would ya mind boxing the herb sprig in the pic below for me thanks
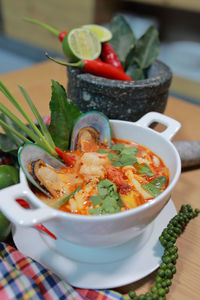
[89,179,123,215]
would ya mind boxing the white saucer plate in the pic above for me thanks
[12,199,176,289]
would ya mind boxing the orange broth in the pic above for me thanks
[34,138,170,215]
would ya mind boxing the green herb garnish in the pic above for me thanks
[135,163,154,176]
[89,179,123,215]
[151,176,168,189]
[142,176,167,197]
[109,144,138,167]
[54,184,82,208]
[142,183,161,197]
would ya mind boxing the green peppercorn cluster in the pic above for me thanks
[128,204,200,300]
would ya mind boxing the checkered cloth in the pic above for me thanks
[0,243,125,300]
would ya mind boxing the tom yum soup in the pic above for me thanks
[26,137,169,216]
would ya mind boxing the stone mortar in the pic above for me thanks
[67,60,172,122]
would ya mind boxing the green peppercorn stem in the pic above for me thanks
[128,204,199,299]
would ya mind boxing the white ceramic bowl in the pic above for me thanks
[0,112,181,248]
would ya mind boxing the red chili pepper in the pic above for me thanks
[59,30,67,42]
[101,42,125,73]
[46,54,133,81]
[16,198,57,240]
[55,147,76,167]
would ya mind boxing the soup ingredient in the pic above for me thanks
[101,42,125,72]
[70,111,111,151]
[62,28,101,62]
[89,179,123,215]
[142,176,168,197]
[46,54,133,81]
[55,147,76,167]
[128,204,200,299]
[15,198,56,240]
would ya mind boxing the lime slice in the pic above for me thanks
[82,24,112,42]
[62,28,101,62]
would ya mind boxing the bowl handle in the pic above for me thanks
[0,183,57,226]
[136,112,181,140]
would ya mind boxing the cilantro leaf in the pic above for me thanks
[111,143,125,152]
[120,154,137,166]
[121,147,138,156]
[98,179,116,197]
[90,179,123,215]
[108,152,119,160]
[90,195,102,205]
[89,207,102,215]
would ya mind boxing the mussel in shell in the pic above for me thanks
[18,143,68,198]
[70,111,111,151]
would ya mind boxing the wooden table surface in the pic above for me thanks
[0,61,200,299]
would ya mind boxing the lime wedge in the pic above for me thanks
[62,28,101,62]
[82,24,112,42]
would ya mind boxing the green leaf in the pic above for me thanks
[90,195,102,205]
[98,179,116,197]
[119,154,137,166]
[111,143,125,152]
[126,62,146,81]
[89,207,102,215]
[107,152,119,161]
[55,184,82,208]
[0,114,24,148]
[49,80,82,150]
[108,15,137,66]
[151,176,167,189]
[121,147,138,156]
[136,163,154,176]
[0,133,19,152]
[142,183,161,197]
[132,25,160,69]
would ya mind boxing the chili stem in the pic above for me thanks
[23,17,60,36]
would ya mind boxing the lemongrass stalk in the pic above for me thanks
[0,81,53,149]
[0,102,43,145]
[19,85,56,149]
[0,81,57,156]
